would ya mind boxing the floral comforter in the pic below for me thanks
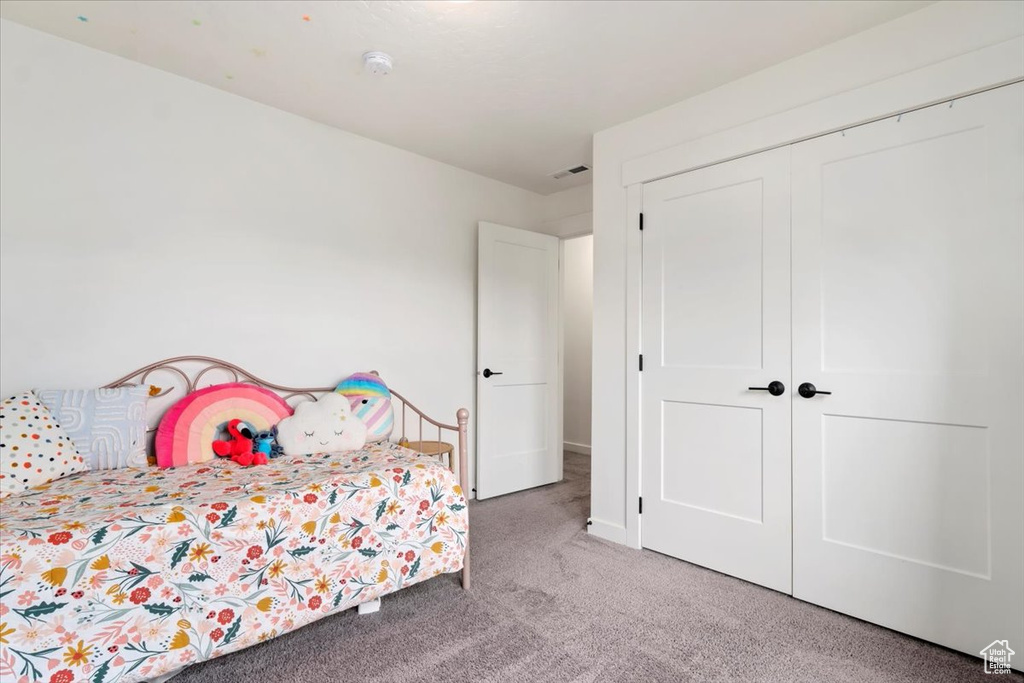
[0,443,468,683]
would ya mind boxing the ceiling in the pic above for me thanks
[0,0,931,194]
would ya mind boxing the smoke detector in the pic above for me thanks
[362,51,393,76]
[549,164,591,180]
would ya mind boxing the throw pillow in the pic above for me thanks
[336,372,394,442]
[154,383,293,468]
[36,385,150,470]
[276,392,368,456]
[0,392,88,498]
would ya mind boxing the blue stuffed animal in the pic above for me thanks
[253,428,284,459]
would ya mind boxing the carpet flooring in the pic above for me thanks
[175,452,1017,683]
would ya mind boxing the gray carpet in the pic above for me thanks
[175,452,1018,683]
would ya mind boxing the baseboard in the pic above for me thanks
[563,441,591,456]
[587,518,627,545]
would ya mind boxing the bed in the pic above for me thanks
[0,357,470,683]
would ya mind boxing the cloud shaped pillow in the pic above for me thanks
[275,393,367,456]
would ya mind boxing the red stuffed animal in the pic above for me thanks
[212,419,267,466]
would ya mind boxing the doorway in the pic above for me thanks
[562,235,593,459]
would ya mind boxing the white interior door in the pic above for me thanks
[477,221,561,500]
[792,83,1024,660]
[641,147,793,593]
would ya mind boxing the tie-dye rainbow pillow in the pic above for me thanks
[336,373,394,443]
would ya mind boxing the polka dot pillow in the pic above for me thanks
[0,391,88,498]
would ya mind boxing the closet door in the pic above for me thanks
[641,147,792,593]
[792,83,1024,659]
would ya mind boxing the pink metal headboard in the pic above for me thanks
[104,355,471,588]
[104,355,463,436]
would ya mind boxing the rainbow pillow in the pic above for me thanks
[336,373,394,443]
[336,373,390,399]
[155,383,292,468]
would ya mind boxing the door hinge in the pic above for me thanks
[639,354,643,372]
[639,212,644,231]
[639,497,643,514]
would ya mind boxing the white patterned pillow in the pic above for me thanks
[0,392,88,498]
[36,386,150,470]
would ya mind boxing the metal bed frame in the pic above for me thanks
[104,355,471,589]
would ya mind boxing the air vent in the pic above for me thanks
[549,164,591,180]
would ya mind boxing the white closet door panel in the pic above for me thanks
[642,147,792,593]
[792,83,1024,660]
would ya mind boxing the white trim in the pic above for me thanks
[588,518,628,545]
[622,37,1024,187]
[620,37,1024,553]
[624,184,643,550]
[557,239,565,482]
[563,441,591,456]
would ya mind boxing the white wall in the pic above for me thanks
[0,20,551,493]
[590,0,1024,544]
[562,235,593,455]
[539,183,592,238]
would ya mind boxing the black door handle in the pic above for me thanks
[748,381,785,396]
[482,368,503,378]
[798,382,831,398]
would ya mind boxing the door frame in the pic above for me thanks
[609,38,1024,551]
[559,231,595,459]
